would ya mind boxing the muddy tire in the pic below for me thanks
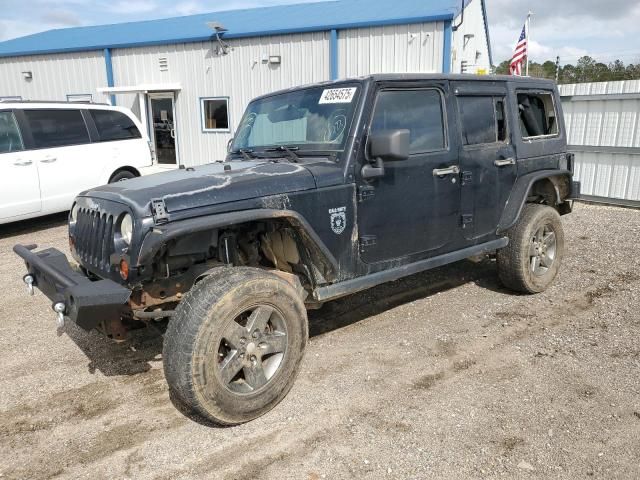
[497,204,565,294]
[163,267,308,426]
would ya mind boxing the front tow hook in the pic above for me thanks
[23,274,35,296]
[52,302,66,329]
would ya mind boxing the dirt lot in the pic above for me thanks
[0,203,639,480]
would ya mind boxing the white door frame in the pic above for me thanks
[147,91,180,166]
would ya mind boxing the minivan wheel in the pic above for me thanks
[109,170,136,183]
[163,267,308,426]
[497,204,565,294]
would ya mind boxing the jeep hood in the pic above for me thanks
[81,160,316,215]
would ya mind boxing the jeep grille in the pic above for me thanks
[74,208,115,271]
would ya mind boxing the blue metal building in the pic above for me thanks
[0,0,491,165]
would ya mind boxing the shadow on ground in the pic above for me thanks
[64,257,505,379]
[0,212,68,240]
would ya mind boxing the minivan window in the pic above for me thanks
[0,111,24,153]
[90,110,142,142]
[371,89,445,154]
[459,96,508,145]
[24,109,90,148]
[517,92,559,138]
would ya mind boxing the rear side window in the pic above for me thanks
[0,111,24,153]
[517,92,559,138]
[459,96,508,145]
[371,89,446,154]
[90,110,142,141]
[23,109,90,148]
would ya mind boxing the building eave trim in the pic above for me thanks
[0,13,455,58]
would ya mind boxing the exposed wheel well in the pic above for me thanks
[527,175,571,209]
[109,166,141,182]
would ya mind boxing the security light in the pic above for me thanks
[206,21,230,56]
[22,71,32,80]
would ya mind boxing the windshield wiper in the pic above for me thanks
[264,145,300,163]
[231,148,256,161]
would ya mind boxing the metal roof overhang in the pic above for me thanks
[96,83,182,94]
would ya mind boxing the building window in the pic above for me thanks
[201,97,229,132]
[67,94,93,103]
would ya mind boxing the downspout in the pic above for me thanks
[330,29,339,81]
[442,20,452,74]
[103,48,116,105]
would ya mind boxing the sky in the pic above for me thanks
[0,0,639,66]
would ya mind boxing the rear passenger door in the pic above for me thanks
[455,86,516,240]
[20,109,99,212]
[0,110,41,219]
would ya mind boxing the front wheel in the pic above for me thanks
[497,204,565,293]
[163,268,308,425]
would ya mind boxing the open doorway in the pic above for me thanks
[148,92,178,165]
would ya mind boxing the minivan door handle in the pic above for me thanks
[13,160,32,166]
[40,157,57,163]
[494,158,516,167]
[433,165,460,177]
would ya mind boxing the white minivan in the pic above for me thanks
[0,101,164,225]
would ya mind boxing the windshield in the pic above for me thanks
[231,84,361,153]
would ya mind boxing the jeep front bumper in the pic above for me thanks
[13,244,131,331]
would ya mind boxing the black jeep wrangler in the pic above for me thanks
[15,74,580,425]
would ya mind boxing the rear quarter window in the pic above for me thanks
[90,110,142,142]
[517,91,559,139]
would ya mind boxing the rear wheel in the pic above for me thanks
[109,170,136,183]
[163,268,308,425]
[497,204,565,293]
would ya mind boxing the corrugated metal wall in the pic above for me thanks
[560,81,640,205]
[338,22,445,77]
[112,32,329,166]
[0,51,108,102]
[451,0,490,74]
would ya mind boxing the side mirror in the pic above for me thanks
[226,138,234,153]
[369,129,410,162]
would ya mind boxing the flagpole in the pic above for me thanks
[526,11,533,76]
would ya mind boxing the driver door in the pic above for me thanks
[356,83,461,264]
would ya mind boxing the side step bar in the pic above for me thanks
[313,237,509,303]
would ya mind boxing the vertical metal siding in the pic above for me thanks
[561,81,640,204]
[0,51,107,101]
[338,22,445,78]
[450,0,491,74]
[112,32,329,166]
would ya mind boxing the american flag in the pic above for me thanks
[510,24,528,76]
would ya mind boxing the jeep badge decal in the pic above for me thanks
[329,207,347,235]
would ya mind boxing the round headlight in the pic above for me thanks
[70,203,79,223]
[120,214,133,245]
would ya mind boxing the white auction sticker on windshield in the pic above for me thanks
[319,87,357,104]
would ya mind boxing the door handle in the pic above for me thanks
[40,157,57,163]
[494,158,516,167]
[170,129,176,139]
[13,160,32,166]
[433,165,460,177]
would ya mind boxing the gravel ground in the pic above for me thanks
[0,203,639,480]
